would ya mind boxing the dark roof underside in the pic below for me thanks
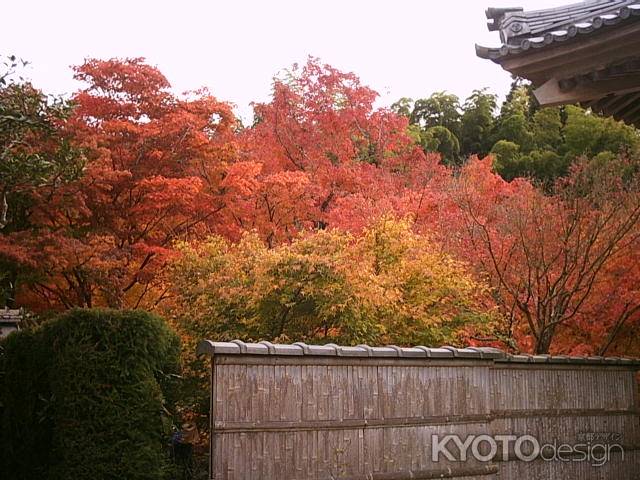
[582,90,640,124]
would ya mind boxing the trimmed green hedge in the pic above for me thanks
[0,309,181,480]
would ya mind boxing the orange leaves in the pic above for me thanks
[221,161,262,195]
[235,57,448,240]
[73,58,172,121]
[133,176,203,210]
[450,156,640,354]
[6,56,639,359]
[4,58,242,310]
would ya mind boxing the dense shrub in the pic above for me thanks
[0,330,53,478]
[0,309,181,480]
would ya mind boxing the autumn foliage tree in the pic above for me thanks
[1,58,238,309]
[227,58,445,242]
[2,56,640,359]
[452,156,640,354]
[168,217,494,347]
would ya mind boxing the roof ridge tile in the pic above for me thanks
[477,0,640,60]
[196,340,640,367]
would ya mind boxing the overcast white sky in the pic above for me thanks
[2,0,564,122]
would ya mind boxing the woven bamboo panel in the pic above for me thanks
[199,342,640,479]
[491,365,640,477]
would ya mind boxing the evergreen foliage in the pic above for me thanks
[0,309,180,480]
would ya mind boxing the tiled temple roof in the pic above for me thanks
[476,0,640,60]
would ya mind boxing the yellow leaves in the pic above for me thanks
[167,216,494,347]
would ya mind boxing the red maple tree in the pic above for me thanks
[228,58,445,243]
[451,156,640,354]
[3,58,238,308]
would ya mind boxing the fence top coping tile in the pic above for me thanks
[196,340,640,367]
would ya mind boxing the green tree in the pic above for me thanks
[490,83,639,185]
[493,84,534,151]
[390,97,413,118]
[421,125,461,166]
[0,309,180,480]
[499,82,532,118]
[410,92,461,138]
[493,112,533,151]
[518,150,568,186]
[460,89,497,157]
[0,57,82,231]
[563,105,639,158]
[490,140,521,180]
[532,107,563,151]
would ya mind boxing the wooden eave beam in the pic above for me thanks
[533,74,640,106]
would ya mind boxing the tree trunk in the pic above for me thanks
[534,325,556,354]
